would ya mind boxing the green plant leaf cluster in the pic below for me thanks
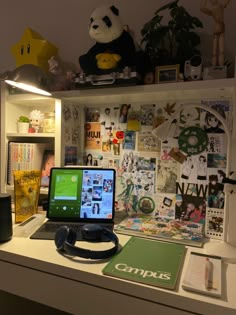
[141,0,203,70]
[18,115,30,123]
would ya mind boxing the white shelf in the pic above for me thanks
[6,93,55,106]
[7,133,55,138]
[53,78,235,104]
[0,82,61,194]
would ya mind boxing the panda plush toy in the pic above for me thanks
[79,5,136,75]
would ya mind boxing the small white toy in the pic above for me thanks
[29,110,44,133]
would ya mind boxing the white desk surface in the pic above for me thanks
[0,227,236,315]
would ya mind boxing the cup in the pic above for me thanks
[0,194,13,242]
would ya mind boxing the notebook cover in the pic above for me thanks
[103,237,186,290]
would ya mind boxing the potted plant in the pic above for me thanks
[17,115,30,133]
[140,0,203,72]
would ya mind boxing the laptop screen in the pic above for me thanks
[47,167,116,222]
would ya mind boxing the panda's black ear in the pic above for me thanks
[110,5,119,16]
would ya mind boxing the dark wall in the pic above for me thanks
[0,290,72,315]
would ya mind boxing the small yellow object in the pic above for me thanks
[11,27,58,72]
[96,53,121,70]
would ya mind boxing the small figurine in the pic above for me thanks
[48,56,75,91]
[48,56,62,75]
[29,110,44,133]
[200,0,231,66]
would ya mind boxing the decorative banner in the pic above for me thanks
[85,122,101,150]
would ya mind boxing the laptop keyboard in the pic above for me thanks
[42,222,84,233]
[30,221,114,241]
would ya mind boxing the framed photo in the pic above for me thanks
[155,64,179,84]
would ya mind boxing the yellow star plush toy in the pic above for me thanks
[11,27,58,72]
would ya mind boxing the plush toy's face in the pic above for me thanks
[89,5,123,43]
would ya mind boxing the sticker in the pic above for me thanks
[205,208,224,240]
[138,196,155,214]
[115,131,124,140]
[178,126,208,155]
[163,197,172,207]
[168,148,186,163]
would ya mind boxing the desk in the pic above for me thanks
[0,234,236,315]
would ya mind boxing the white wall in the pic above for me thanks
[0,0,235,72]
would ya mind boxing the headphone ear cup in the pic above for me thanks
[55,226,76,251]
[66,227,77,246]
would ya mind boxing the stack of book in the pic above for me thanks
[7,142,53,185]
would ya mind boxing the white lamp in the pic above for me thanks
[152,103,236,248]
[3,64,51,96]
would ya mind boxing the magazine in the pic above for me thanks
[115,215,204,247]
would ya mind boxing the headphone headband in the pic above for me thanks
[55,224,119,259]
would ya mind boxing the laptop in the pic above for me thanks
[30,167,116,241]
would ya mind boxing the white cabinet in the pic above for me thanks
[0,83,62,194]
[1,78,236,314]
[1,78,236,245]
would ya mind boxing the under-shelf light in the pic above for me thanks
[3,64,52,96]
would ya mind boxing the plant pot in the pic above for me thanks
[17,122,29,133]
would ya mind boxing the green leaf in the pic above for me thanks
[18,116,30,122]
[140,0,203,68]
[192,17,204,28]
[155,0,178,15]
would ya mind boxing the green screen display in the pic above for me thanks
[48,168,115,220]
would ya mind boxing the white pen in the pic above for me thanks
[205,258,213,289]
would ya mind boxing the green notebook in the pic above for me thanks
[103,237,186,290]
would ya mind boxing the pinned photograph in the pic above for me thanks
[155,64,179,84]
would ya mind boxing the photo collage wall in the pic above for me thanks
[62,98,231,240]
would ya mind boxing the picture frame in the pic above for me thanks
[155,64,179,84]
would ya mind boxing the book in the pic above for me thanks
[7,142,49,185]
[14,170,41,223]
[114,215,204,247]
[182,252,222,297]
[64,146,78,165]
[102,237,186,290]
[41,149,55,187]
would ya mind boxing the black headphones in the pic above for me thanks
[54,224,119,259]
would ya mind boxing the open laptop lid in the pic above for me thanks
[47,167,116,223]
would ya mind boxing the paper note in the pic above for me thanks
[182,252,222,297]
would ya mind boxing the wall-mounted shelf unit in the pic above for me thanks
[1,78,236,245]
